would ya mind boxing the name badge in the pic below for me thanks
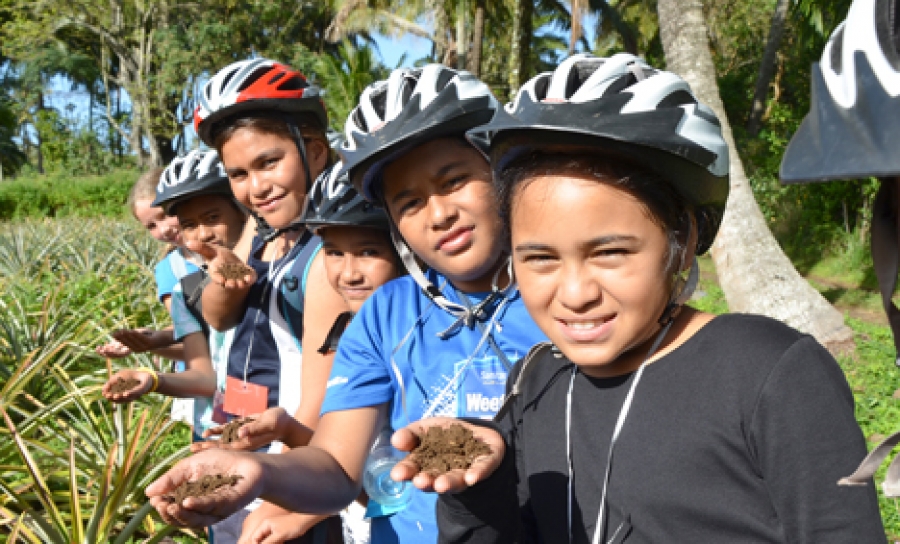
[223,376,268,417]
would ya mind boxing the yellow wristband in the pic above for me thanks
[138,367,160,393]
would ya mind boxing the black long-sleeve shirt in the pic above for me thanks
[438,314,886,543]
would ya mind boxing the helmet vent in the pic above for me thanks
[533,74,550,100]
[268,72,286,85]
[830,25,845,75]
[876,0,900,71]
[370,87,389,120]
[238,67,271,92]
[604,73,639,96]
[656,90,697,109]
[435,68,455,91]
[278,75,309,91]
[568,62,602,98]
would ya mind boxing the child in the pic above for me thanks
[203,163,401,544]
[145,64,547,543]
[393,53,885,543]
[102,150,246,442]
[187,58,349,543]
[96,167,197,361]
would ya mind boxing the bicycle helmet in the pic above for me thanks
[194,58,327,147]
[340,63,500,201]
[781,0,900,183]
[481,52,730,254]
[152,150,233,215]
[302,162,390,232]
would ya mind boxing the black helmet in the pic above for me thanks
[302,163,389,232]
[340,64,500,201]
[479,53,730,254]
[153,150,233,215]
[781,0,900,183]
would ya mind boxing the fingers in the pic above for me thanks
[113,329,155,353]
[186,240,219,261]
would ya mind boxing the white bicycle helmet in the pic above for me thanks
[481,52,730,254]
[340,64,500,201]
[781,0,900,182]
[153,150,233,215]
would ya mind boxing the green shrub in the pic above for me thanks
[0,169,140,220]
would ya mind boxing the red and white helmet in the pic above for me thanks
[194,58,327,146]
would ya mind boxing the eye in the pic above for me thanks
[325,249,343,257]
[360,248,381,257]
[442,175,467,191]
[263,157,279,168]
[397,198,422,216]
[593,247,628,258]
[228,170,247,182]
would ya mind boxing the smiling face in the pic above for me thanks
[511,173,676,377]
[320,226,401,313]
[220,127,328,230]
[381,138,505,293]
[133,199,183,246]
[175,194,247,251]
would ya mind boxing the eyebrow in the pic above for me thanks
[515,234,639,253]
[388,160,469,207]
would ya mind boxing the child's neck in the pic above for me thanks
[448,255,510,294]
[260,228,304,262]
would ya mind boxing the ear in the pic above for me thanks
[306,138,330,177]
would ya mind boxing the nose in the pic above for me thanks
[427,193,458,230]
[162,222,178,240]
[557,262,602,312]
[341,255,363,284]
[198,224,215,243]
[248,171,272,199]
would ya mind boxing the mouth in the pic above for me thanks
[435,226,474,254]
[555,315,617,343]
[254,194,285,213]
[340,286,372,299]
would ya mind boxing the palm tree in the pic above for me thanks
[657,0,854,351]
[315,41,390,131]
[0,98,26,180]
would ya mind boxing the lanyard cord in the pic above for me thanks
[240,241,303,384]
[565,258,699,544]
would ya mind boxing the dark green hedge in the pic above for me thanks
[0,169,139,220]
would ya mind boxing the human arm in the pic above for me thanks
[146,404,387,527]
[100,327,184,361]
[753,337,884,542]
[238,503,330,544]
[192,238,256,331]
[191,406,314,453]
[294,251,350,431]
[102,332,216,402]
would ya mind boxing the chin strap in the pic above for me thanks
[388,222,516,337]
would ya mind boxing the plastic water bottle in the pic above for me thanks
[363,430,412,509]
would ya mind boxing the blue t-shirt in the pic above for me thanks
[154,249,200,302]
[322,269,547,544]
[225,233,320,441]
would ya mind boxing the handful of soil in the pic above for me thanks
[108,377,141,395]
[217,262,253,281]
[409,424,492,475]
[219,417,251,444]
[165,474,243,505]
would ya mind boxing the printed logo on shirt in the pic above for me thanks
[419,356,508,419]
[327,376,349,388]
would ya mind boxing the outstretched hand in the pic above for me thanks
[390,417,505,494]
[101,369,155,403]
[146,449,265,528]
[188,240,256,290]
[111,328,173,353]
[192,407,298,453]
[96,339,132,359]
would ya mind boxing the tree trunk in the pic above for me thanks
[656,0,854,352]
[470,0,485,76]
[456,0,468,70]
[747,0,790,136]
[508,0,533,99]
[570,0,583,55]
[35,92,44,174]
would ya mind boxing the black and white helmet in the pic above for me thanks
[153,150,233,215]
[302,162,390,232]
[340,64,500,201]
[482,52,730,254]
[781,0,900,182]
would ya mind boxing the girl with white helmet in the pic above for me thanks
[146,64,547,544]
[390,53,885,543]
[185,58,348,544]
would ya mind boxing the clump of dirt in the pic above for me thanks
[217,262,253,281]
[219,417,251,444]
[108,377,141,394]
[165,474,243,504]
[409,424,492,475]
